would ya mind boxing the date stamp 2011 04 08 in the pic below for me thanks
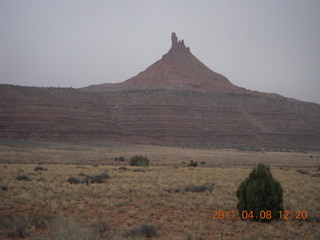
[212,210,308,220]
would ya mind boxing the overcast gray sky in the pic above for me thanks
[0,0,319,104]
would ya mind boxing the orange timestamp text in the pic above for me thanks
[212,210,308,220]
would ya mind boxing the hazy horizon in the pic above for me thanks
[0,0,319,104]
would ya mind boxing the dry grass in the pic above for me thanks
[0,142,319,239]
[0,141,319,168]
[0,165,319,239]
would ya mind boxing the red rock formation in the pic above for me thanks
[83,33,244,93]
[1,33,320,149]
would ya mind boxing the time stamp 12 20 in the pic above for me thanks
[212,210,308,220]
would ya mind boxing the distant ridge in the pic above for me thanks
[1,33,320,150]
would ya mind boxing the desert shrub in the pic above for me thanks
[126,224,157,238]
[2,215,54,239]
[17,169,25,176]
[46,216,100,240]
[115,156,125,162]
[34,166,48,171]
[200,161,206,165]
[187,160,198,167]
[87,220,110,237]
[16,175,31,181]
[103,232,129,240]
[5,216,109,240]
[7,216,31,238]
[185,183,214,193]
[97,172,109,179]
[67,177,81,184]
[69,173,109,184]
[236,163,284,222]
[118,166,128,171]
[129,155,149,166]
[0,185,8,191]
[86,173,109,184]
[133,168,145,172]
[89,176,104,184]
[166,188,181,193]
[88,219,109,235]
[296,169,309,175]
[30,215,52,229]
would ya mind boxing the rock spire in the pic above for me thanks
[84,32,240,92]
[170,32,190,52]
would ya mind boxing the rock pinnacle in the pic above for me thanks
[170,32,190,52]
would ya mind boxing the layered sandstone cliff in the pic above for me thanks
[1,33,319,149]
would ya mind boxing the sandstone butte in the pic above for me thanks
[0,33,319,150]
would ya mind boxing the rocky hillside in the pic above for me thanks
[1,33,320,149]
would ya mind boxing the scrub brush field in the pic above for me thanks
[0,142,319,239]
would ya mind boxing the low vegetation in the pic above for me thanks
[6,216,31,238]
[67,172,110,184]
[126,224,157,238]
[236,163,284,222]
[129,155,149,166]
[133,168,145,173]
[114,156,125,162]
[185,183,215,193]
[67,176,81,184]
[0,185,8,191]
[118,166,128,171]
[34,166,48,171]
[187,160,198,167]
[15,175,31,181]
[296,169,309,175]
[0,145,319,239]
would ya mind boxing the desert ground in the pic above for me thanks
[0,141,319,239]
